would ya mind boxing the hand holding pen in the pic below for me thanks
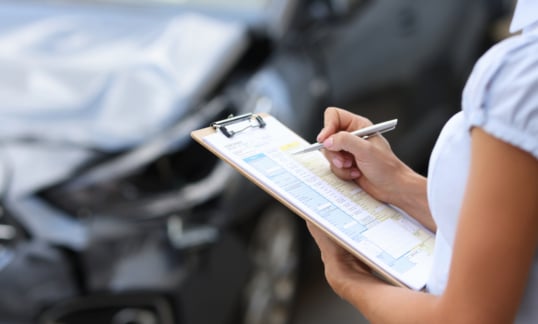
[306,108,411,206]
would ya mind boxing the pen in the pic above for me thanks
[292,119,398,155]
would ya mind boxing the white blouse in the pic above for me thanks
[425,3,538,322]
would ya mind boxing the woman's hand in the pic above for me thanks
[317,107,436,231]
[317,107,411,205]
[305,221,381,299]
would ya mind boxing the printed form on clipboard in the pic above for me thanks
[191,113,435,291]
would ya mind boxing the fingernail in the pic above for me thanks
[350,170,361,178]
[323,137,333,148]
[332,158,343,169]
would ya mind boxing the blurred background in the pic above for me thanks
[0,0,514,323]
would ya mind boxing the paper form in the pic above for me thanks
[202,116,435,290]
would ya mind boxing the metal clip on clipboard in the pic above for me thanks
[210,113,266,138]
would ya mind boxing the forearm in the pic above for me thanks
[388,164,436,232]
[336,274,440,324]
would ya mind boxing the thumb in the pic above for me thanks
[323,131,370,159]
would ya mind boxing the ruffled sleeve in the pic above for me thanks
[462,34,538,159]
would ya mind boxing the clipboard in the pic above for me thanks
[191,113,435,290]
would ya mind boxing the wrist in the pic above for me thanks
[388,164,435,231]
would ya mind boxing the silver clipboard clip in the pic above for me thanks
[211,113,266,138]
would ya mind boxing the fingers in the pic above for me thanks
[306,221,374,276]
[330,165,362,181]
[322,149,361,180]
[323,148,353,168]
[316,107,373,181]
[323,131,372,162]
[316,107,339,142]
[317,107,372,142]
[306,221,345,260]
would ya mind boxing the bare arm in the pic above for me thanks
[309,127,538,323]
